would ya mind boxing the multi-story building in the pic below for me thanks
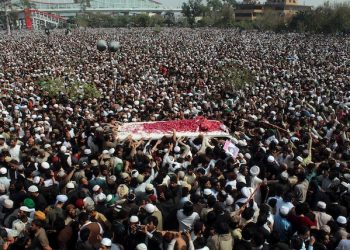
[235,0,311,21]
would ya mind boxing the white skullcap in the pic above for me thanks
[0,194,8,202]
[7,229,19,238]
[41,162,50,169]
[109,148,115,155]
[129,215,139,223]
[267,156,275,163]
[336,216,347,225]
[33,176,41,184]
[225,195,234,206]
[101,238,112,247]
[96,193,106,202]
[203,189,212,196]
[106,194,114,202]
[44,144,51,149]
[145,203,155,214]
[280,206,290,216]
[0,167,7,175]
[244,153,251,160]
[66,182,75,189]
[145,183,154,192]
[56,194,68,203]
[28,185,39,193]
[3,199,13,209]
[92,185,100,192]
[250,166,260,176]
[84,149,91,155]
[60,146,67,153]
[174,146,181,153]
[236,175,246,184]
[131,170,139,178]
[291,137,299,142]
[317,201,327,210]
[337,216,347,225]
[20,206,32,212]
[83,197,94,207]
[280,171,289,180]
[102,150,109,155]
[136,243,147,250]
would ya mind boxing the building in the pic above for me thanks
[11,0,181,29]
[235,0,311,21]
[235,1,264,21]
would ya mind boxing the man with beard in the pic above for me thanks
[30,219,52,250]
[12,206,33,236]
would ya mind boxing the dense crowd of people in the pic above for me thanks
[0,28,349,250]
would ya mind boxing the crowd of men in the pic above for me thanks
[0,28,349,250]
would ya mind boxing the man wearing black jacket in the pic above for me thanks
[141,216,163,250]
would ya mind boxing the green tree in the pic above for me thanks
[164,11,175,26]
[150,14,164,27]
[133,13,151,27]
[181,0,204,26]
[223,0,237,7]
[288,3,350,33]
[255,9,285,31]
[207,0,223,12]
[39,78,100,101]
[216,3,235,27]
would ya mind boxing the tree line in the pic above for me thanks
[180,0,350,33]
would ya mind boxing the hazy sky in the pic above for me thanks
[158,0,345,8]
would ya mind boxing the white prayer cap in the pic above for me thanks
[3,199,13,209]
[317,201,326,210]
[267,156,275,163]
[66,182,75,189]
[129,215,139,223]
[41,162,50,169]
[336,216,347,225]
[204,189,212,196]
[145,203,155,214]
[225,195,234,206]
[249,166,260,176]
[0,167,7,175]
[101,238,112,247]
[92,185,100,192]
[56,194,68,203]
[28,185,39,193]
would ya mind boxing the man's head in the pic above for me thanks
[27,185,39,197]
[9,138,17,148]
[30,219,43,233]
[145,216,158,232]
